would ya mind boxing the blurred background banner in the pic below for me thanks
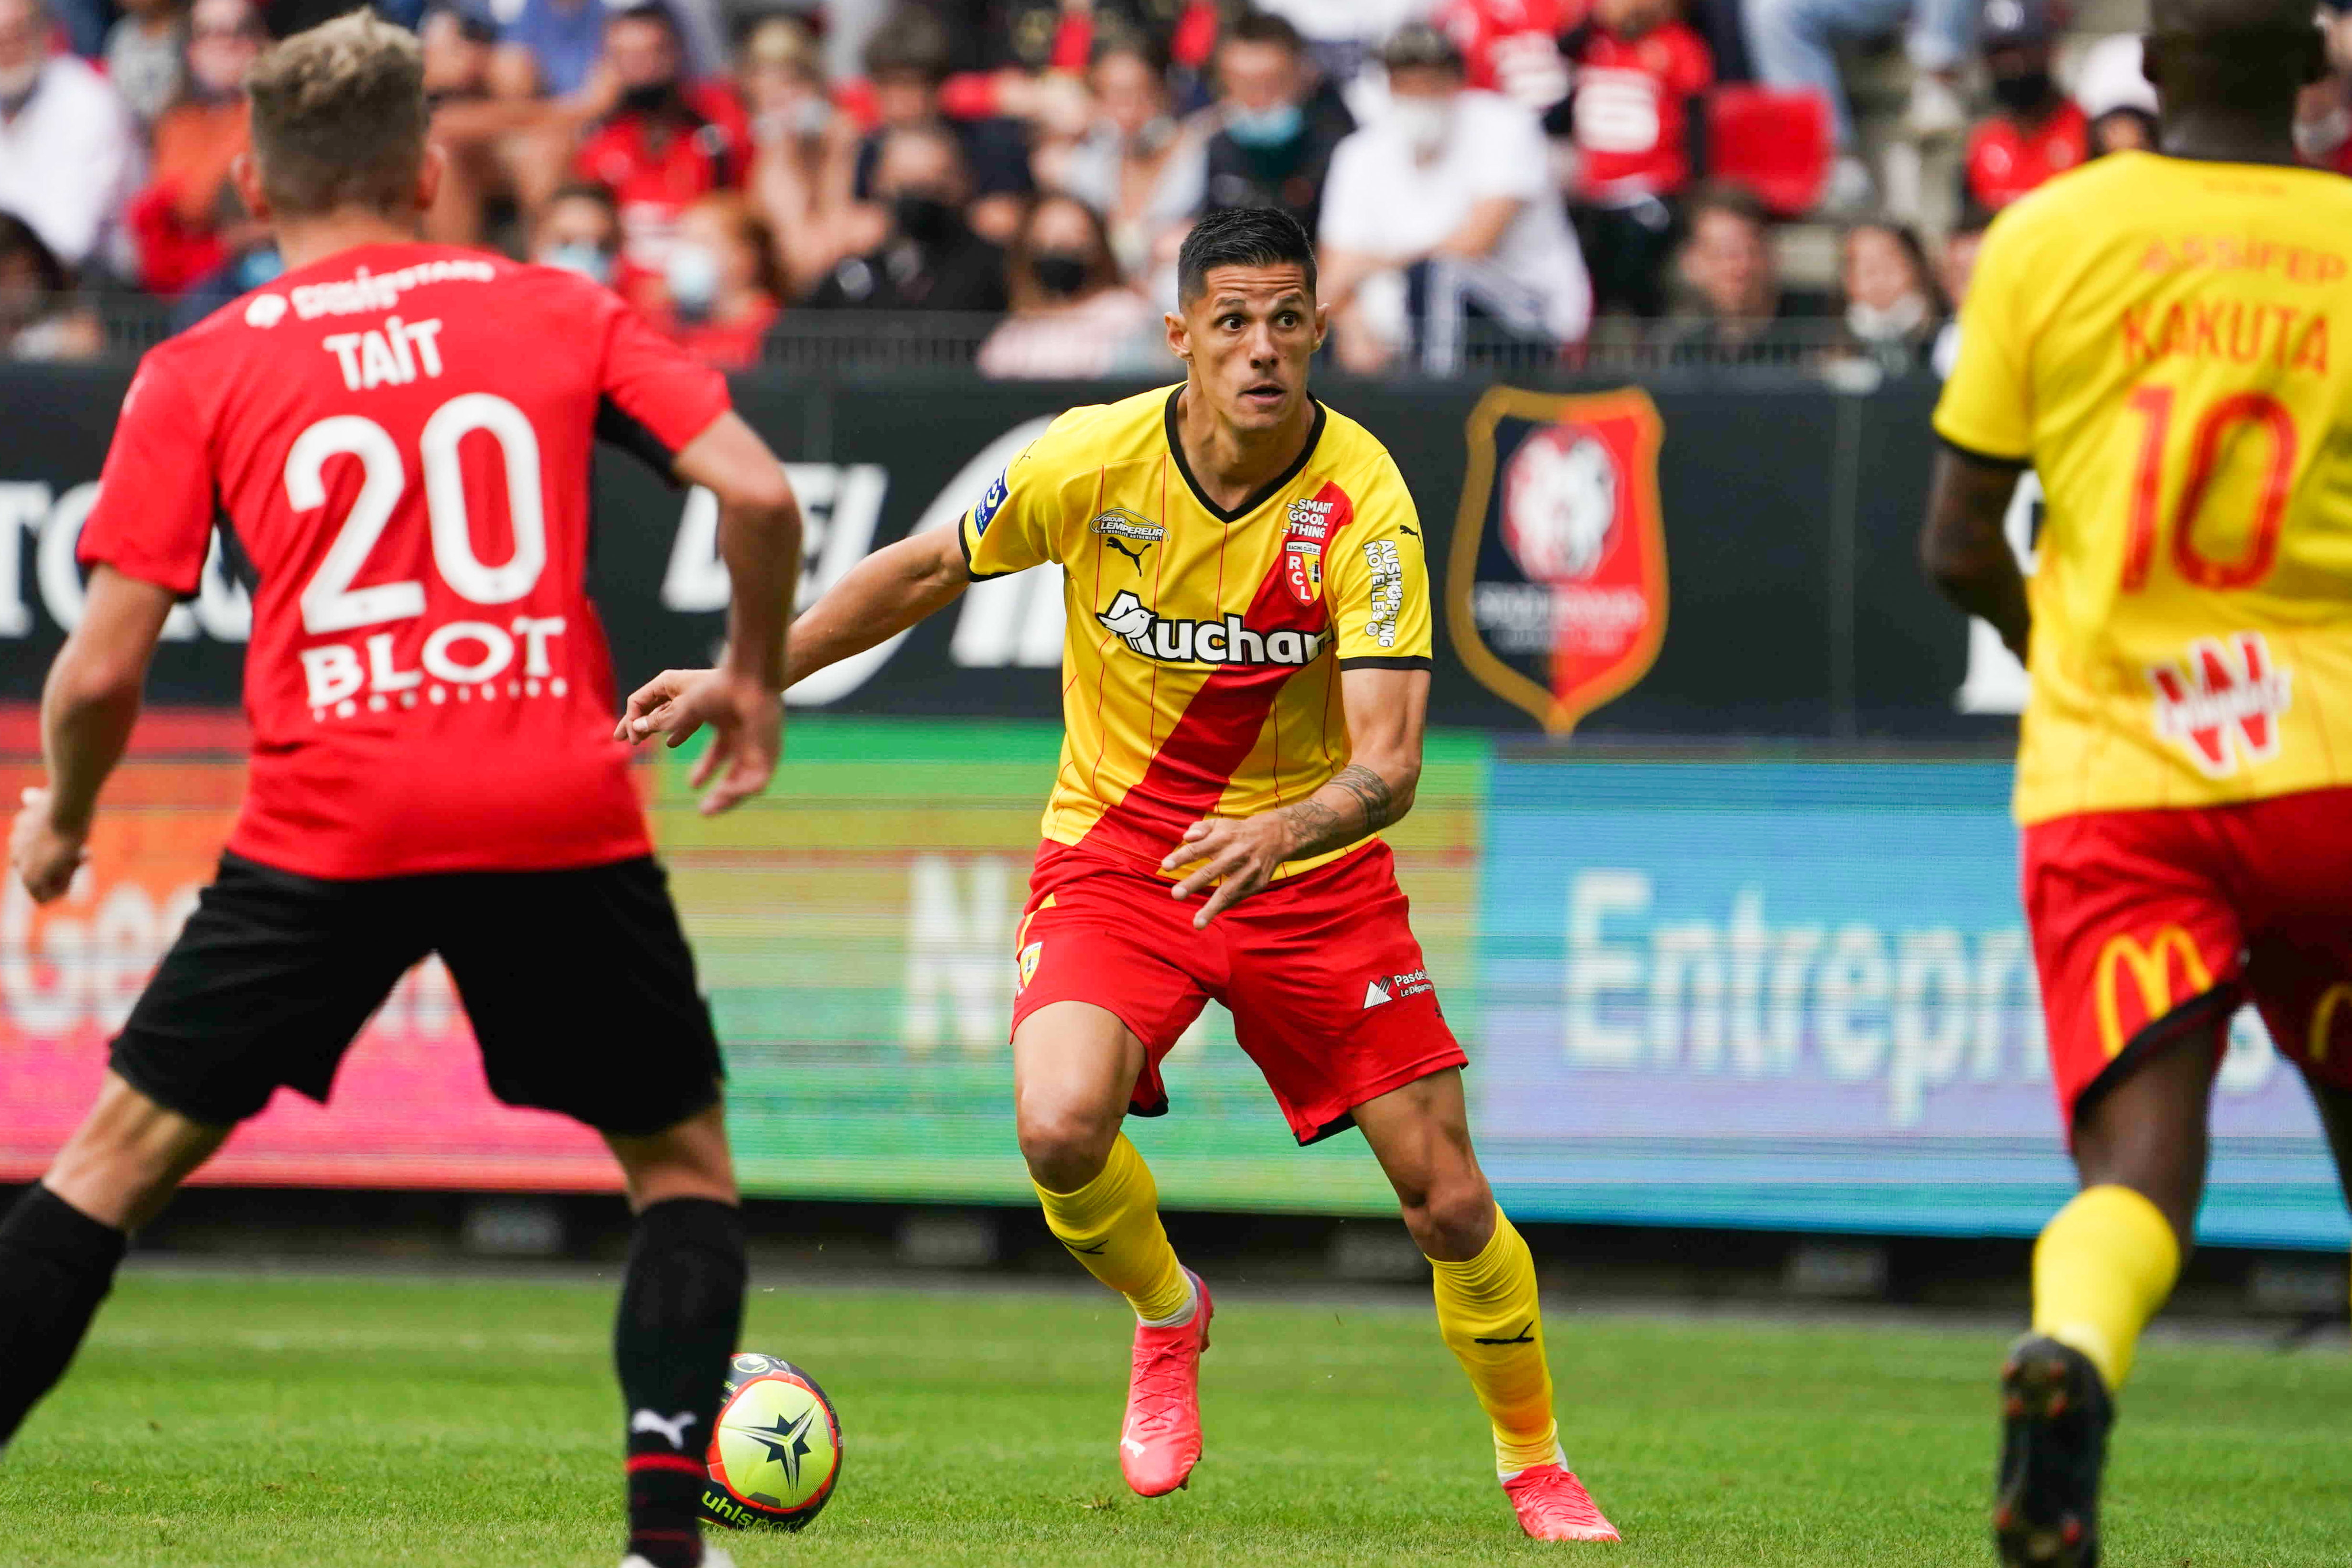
[2,728,2343,1247]
[0,742,620,1190]
[1473,757,2348,1249]
[0,366,1999,739]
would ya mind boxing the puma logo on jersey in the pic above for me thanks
[1093,509,1162,575]
[1095,591,1328,667]
[630,1408,699,1449]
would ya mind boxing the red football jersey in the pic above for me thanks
[1439,0,1582,108]
[79,242,731,881]
[1565,22,1714,202]
[574,85,752,271]
[1964,100,2088,212]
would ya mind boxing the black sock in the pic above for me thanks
[617,1196,745,1568]
[0,1184,129,1452]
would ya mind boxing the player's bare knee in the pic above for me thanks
[1016,1108,1116,1193]
[1400,1172,1496,1261]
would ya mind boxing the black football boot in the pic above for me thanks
[1993,1333,2115,1568]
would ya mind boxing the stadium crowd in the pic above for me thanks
[2,0,2350,375]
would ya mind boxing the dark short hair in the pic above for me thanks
[0,212,68,294]
[1178,204,1316,303]
[607,1,681,42]
[1685,180,1770,234]
[1381,21,1464,74]
[1223,9,1305,56]
[547,180,619,218]
[863,2,952,81]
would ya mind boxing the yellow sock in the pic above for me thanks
[1429,1206,1558,1476]
[1032,1134,1192,1323]
[2031,1183,2181,1391]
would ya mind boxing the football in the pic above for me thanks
[699,1353,844,1532]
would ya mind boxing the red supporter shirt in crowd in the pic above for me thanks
[77,242,732,881]
[1565,21,1713,203]
[1964,100,2087,212]
[1440,0,1582,108]
[573,84,752,269]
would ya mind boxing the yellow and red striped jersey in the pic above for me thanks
[959,385,1433,878]
[1934,152,2352,824]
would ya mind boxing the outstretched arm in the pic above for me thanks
[1920,445,2031,662]
[635,412,805,817]
[1161,664,1429,928]
[12,566,177,902]
[617,526,969,747]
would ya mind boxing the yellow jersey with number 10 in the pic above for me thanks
[958,385,1434,879]
[1934,150,2352,825]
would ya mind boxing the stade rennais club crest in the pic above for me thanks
[1447,387,1668,734]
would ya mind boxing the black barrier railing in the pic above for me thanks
[19,292,1900,380]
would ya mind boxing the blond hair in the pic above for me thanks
[247,11,428,220]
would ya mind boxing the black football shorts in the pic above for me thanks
[110,851,724,1136]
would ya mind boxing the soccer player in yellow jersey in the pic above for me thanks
[1925,1,2350,1561]
[621,208,1617,1542]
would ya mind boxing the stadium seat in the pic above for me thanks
[1706,86,1834,217]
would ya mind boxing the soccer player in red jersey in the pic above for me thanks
[0,19,800,1568]
[623,207,1621,1544]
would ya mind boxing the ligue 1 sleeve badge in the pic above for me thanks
[1447,387,1668,734]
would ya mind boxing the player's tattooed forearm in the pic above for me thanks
[1279,797,1349,858]
[1328,764,1395,831]
[1280,765,1396,859]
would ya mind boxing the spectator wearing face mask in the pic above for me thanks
[1552,0,1713,320]
[1832,218,1944,377]
[657,192,784,368]
[1961,0,2087,215]
[1660,181,1821,362]
[1319,22,1591,375]
[127,0,270,297]
[978,193,1158,379]
[851,6,1035,247]
[104,0,187,128]
[573,2,752,274]
[739,13,865,296]
[0,0,138,275]
[810,123,1010,313]
[1199,9,1354,239]
[1056,35,1198,290]
[529,180,660,304]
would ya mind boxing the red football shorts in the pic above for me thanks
[1009,839,1467,1144]
[2023,784,2352,1132]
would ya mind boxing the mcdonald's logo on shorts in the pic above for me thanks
[2094,926,2214,1058]
[2308,983,2352,1064]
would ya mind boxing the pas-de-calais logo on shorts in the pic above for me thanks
[1017,941,1044,991]
[1451,386,1667,735]
[1361,968,1434,1009]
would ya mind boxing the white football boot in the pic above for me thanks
[619,1550,735,1568]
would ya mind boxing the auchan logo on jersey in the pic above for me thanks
[1094,590,1327,667]
[2148,631,2291,777]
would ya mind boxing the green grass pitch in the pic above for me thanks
[4,1271,2350,1566]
